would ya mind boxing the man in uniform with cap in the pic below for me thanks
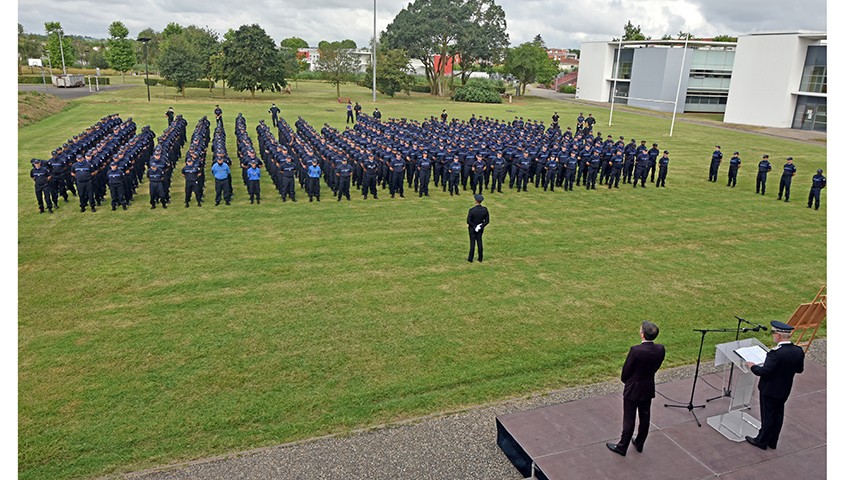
[165,107,175,126]
[106,162,128,210]
[607,321,665,457]
[655,151,669,188]
[727,151,741,188]
[30,159,53,214]
[745,321,804,450]
[269,103,280,127]
[756,155,773,195]
[182,157,203,207]
[808,169,826,210]
[307,158,322,202]
[147,163,167,209]
[466,194,490,263]
[212,155,233,205]
[71,154,97,212]
[246,159,262,204]
[778,157,796,202]
[709,145,723,182]
[336,157,353,201]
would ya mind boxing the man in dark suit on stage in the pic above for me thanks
[744,320,805,450]
[607,321,666,456]
[466,194,490,263]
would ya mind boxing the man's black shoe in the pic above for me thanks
[632,438,643,453]
[467,258,473,263]
[745,436,767,450]
[123,205,128,210]
[91,206,96,212]
[606,443,626,456]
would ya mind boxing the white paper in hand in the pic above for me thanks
[475,224,482,232]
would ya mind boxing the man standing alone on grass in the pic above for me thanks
[607,321,665,457]
[466,194,489,263]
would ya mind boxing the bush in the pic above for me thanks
[18,75,110,85]
[409,84,431,93]
[558,85,576,94]
[452,84,502,103]
[295,70,325,81]
[465,78,506,94]
[144,78,212,89]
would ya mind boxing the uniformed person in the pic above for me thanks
[490,151,506,193]
[353,102,362,121]
[756,154,772,195]
[336,157,353,201]
[346,101,354,124]
[466,194,490,263]
[389,155,405,198]
[165,107,174,126]
[471,154,486,194]
[147,163,167,208]
[448,156,462,196]
[633,148,649,188]
[807,169,826,210]
[564,153,578,191]
[307,158,322,202]
[727,151,741,187]
[516,151,531,192]
[778,157,796,202]
[372,108,382,121]
[246,159,261,204]
[71,154,97,212]
[655,151,669,188]
[608,149,623,189]
[647,143,659,182]
[709,145,723,182]
[269,103,280,127]
[417,152,432,197]
[214,104,223,126]
[30,159,53,213]
[212,155,233,205]
[182,157,203,207]
[106,162,128,210]
[362,155,379,199]
[279,156,297,202]
[544,155,559,191]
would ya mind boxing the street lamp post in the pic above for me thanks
[372,0,377,103]
[57,28,67,76]
[138,37,151,102]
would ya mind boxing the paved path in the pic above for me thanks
[526,86,827,146]
[120,340,825,480]
[18,83,137,100]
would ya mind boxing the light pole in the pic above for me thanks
[57,28,67,76]
[138,37,151,102]
[372,0,377,103]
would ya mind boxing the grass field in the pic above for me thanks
[18,79,826,480]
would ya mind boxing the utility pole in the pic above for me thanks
[138,37,151,102]
[57,28,67,76]
[373,0,377,103]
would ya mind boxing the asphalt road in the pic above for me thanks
[18,82,137,100]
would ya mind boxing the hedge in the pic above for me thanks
[144,78,213,89]
[19,76,110,85]
[452,84,502,104]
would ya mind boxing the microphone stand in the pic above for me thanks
[664,327,745,426]
[707,316,764,403]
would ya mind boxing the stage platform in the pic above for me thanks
[497,360,826,480]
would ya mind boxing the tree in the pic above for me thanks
[18,24,42,74]
[278,45,302,88]
[613,21,649,41]
[454,0,509,86]
[221,24,286,97]
[105,21,136,83]
[532,34,545,48]
[317,41,361,97]
[158,27,203,95]
[44,22,77,73]
[183,26,220,91]
[382,0,508,97]
[503,42,558,96]
[713,35,737,43]
[280,37,308,50]
[364,48,414,97]
[136,28,161,71]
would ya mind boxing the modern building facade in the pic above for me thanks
[577,32,826,131]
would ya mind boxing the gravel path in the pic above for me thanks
[121,339,825,480]
[18,83,136,100]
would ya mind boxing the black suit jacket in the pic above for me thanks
[467,205,490,231]
[750,343,805,400]
[621,342,666,401]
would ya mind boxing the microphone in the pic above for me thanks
[736,316,768,331]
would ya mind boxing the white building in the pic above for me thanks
[577,32,826,131]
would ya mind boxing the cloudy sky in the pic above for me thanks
[17,0,827,48]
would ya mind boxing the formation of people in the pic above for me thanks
[707,146,826,209]
[29,104,824,214]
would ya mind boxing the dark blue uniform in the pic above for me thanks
[756,158,772,195]
[71,158,97,211]
[808,171,826,210]
[727,154,741,187]
[362,157,379,199]
[30,161,53,213]
[106,165,127,209]
[778,160,796,201]
[417,155,431,197]
[147,166,166,208]
[709,148,723,182]
[655,153,669,188]
[389,158,405,197]
[633,151,649,188]
[336,161,353,201]
[448,160,462,195]
[182,161,203,207]
[471,158,486,194]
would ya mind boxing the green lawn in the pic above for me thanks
[18,80,826,480]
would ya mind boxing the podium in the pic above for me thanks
[705,338,769,441]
